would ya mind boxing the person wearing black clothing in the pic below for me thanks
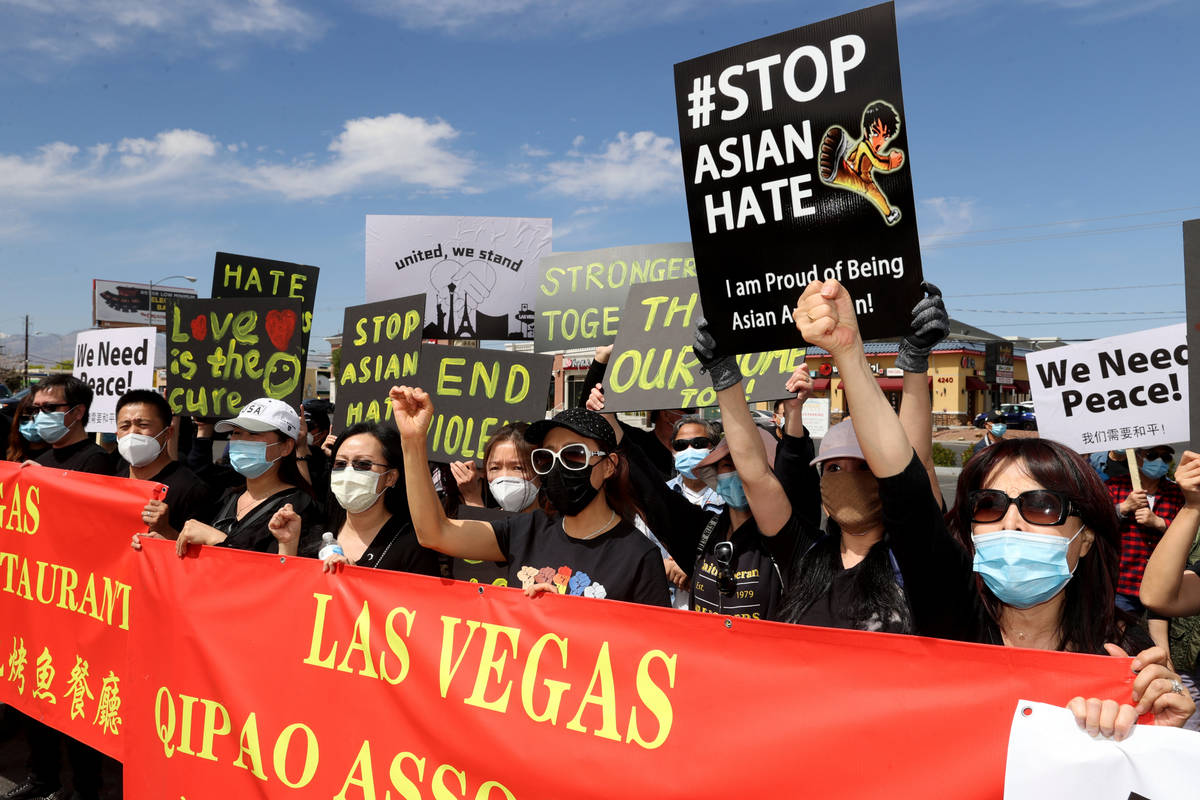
[7,376,110,800]
[170,398,323,556]
[300,402,332,499]
[797,276,1193,739]
[592,332,818,620]
[114,389,214,537]
[392,385,670,607]
[283,421,439,576]
[579,345,692,480]
[30,375,111,475]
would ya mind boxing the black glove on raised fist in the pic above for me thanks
[693,319,743,392]
[895,281,950,373]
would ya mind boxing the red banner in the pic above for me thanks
[2,465,1140,797]
[0,461,163,758]
[124,541,1134,799]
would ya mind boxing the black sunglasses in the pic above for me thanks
[713,541,736,595]
[968,489,1079,527]
[332,458,389,472]
[28,403,73,415]
[672,436,714,452]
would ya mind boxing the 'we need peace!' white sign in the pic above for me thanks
[1026,324,1188,453]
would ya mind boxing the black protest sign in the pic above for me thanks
[414,345,554,462]
[674,2,923,355]
[211,252,320,365]
[1186,218,1200,450]
[335,294,425,433]
[602,277,806,413]
[534,243,695,352]
[166,297,305,419]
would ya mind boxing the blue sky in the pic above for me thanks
[1,0,1196,364]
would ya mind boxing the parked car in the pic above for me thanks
[0,387,30,409]
[973,403,1037,430]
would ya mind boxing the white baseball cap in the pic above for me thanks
[214,398,300,439]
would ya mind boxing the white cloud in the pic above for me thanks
[242,113,473,198]
[540,131,682,202]
[919,196,977,240]
[353,0,768,36]
[0,0,323,63]
[0,113,475,204]
[520,143,550,157]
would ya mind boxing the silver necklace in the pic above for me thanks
[566,509,616,540]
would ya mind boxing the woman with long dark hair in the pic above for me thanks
[271,421,439,575]
[390,385,669,605]
[801,278,1193,739]
[6,393,48,462]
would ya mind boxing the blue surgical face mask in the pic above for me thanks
[971,526,1083,609]
[673,448,710,480]
[1141,457,1169,479]
[228,440,281,479]
[989,423,1007,437]
[18,420,42,443]
[34,410,73,444]
[716,471,749,510]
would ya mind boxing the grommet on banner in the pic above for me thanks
[1021,706,1033,716]
[279,557,286,564]
[478,586,485,595]
[724,618,733,629]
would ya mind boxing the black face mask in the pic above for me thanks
[542,463,599,516]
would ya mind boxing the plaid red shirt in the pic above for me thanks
[1107,474,1185,597]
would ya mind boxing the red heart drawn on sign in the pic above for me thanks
[265,309,297,351]
[190,315,207,341]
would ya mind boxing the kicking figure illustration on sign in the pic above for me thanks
[819,100,906,226]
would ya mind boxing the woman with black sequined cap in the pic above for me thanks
[390,384,670,606]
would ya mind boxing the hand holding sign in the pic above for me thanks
[784,362,813,409]
[693,319,743,391]
[1120,489,1149,516]
[795,279,860,357]
[390,386,434,441]
[895,281,949,373]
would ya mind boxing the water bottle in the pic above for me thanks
[318,532,345,561]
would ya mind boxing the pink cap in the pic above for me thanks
[809,417,865,466]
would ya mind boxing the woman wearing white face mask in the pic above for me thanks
[271,422,440,576]
[451,422,542,513]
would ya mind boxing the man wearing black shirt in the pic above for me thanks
[114,390,214,537]
[29,375,111,475]
[8,377,109,800]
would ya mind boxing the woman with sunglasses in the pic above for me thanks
[269,421,440,575]
[6,393,49,462]
[390,385,670,606]
[799,281,1194,737]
